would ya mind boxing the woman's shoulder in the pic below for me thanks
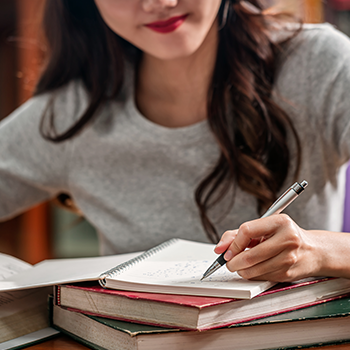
[30,79,88,107]
[298,22,350,54]
[4,79,90,137]
[278,22,350,67]
[37,79,89,129]
[273,21,348,43]
[273,22,350,95]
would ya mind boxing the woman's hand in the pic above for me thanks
[214,214,325,282]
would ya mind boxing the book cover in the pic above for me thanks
[0,328,59,350]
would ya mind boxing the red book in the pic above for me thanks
[56,277,350,330]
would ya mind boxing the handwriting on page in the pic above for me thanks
[135,260,241,285]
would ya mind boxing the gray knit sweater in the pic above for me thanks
[1,23,350,254]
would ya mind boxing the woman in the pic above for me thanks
[1,0,350,282]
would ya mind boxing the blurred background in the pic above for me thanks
[0,0,348,264]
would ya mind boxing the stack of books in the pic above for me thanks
[53,297,350,350]
[2,239,350,349]
[51,239,350,350]
[0,250,138,349]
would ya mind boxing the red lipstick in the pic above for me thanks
[145,15,188,34]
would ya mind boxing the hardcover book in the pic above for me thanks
[53,297,350,350]
[56,277,350,330]
[0,250,138,348]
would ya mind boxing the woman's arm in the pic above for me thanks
[0,82,81,221]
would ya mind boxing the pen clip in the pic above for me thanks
[265,187,293,213]
[262,181,308,217]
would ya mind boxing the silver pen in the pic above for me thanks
[201,180,309,281]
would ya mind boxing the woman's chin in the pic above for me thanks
[142,42,203,61]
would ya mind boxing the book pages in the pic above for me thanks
[0,252,140,291]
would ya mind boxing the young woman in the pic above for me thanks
[1,0,350,282]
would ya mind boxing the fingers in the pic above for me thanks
[214,230,238,254]
[226,238,286,273]
[233,249,300,282]
[225,214,296,259]
[216,214,309,282]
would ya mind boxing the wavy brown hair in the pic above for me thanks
[36,0,301,243]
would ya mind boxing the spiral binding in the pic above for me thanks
[99,238,179,288]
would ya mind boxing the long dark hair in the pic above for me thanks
[36,0,301,243]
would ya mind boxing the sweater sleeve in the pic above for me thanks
[306,24,350,166]
[0,81,86,221]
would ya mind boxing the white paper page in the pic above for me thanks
[0,252,140,291]
[0,253,32,281]
[0,328,59,350]
[106,240,274,298]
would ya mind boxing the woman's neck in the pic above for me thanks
[136,23,218,128]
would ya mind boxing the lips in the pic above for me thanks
[145,14,188,34]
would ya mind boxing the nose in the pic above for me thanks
[141,0,178,13]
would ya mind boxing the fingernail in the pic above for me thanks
[215,241,223,249]
[224,250,233,261]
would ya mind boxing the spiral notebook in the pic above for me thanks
[99,239,275,299]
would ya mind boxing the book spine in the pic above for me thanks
[55,286,61,306]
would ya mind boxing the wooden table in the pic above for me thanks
[23,335,350,350]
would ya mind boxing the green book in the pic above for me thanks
[53,297,350,350]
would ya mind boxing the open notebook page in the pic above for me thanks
[0,252,140,291]
[0,253,33,281]
[102,239,275,299]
